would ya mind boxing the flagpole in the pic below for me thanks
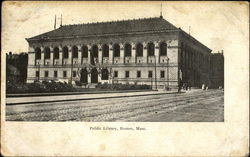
[54,15,56,29]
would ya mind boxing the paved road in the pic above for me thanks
[6,90,224,122]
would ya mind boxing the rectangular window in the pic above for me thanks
[45,71,49,78]
[54,71,58,78]
[73,71,77,77]
[114,71,118,78]
[148,71,153,78]
[125,71,129,78]
[36,71,39,77]
[63,71,67,78]
[161,71,165,78]
[137,71,141,78]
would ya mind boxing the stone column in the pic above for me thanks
[28,47,35,66]
[108,68,113,84]
[143,42,147,63]
[87,68,91,84]
[98,68,102,83]
[41,47,44,65]
[120,43,124,64]
[68,46,73,83]
[109,44,113,64]
[131,43,136,63]
[78,45,82,65]
[59,46,63,65]
[98,44,102,64]
[68,46,72,65]
[50,47,53,66]
[154,42,159,64]
[87,45,91,64]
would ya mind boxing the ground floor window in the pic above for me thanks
[36,71,39,77]
[63,71,67,78]
[114,71,118,78]
[54,71,57,78]
[137,71,141,78]
[45,71,49,77]
[148,71,153,78]
[125,71,129,78]
[101,69,109,80]
[161,71,165,78]
[73,71,77,77]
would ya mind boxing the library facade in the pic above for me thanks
[26,17,212,89]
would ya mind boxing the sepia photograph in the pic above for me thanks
[1,1,248,156]
[4,1,224,122]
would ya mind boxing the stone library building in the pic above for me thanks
[26,16,212,90]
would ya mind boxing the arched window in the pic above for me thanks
[81,45,88,58]
[102,44,109,57]
[44,47,51,59]
[63,46,69,59]
[101,68,109,80]
[92,45,98,58]
[72,46,78,58]
[35,48,41,60]
[113,44,120,57]
[124,43,132,57]
[53,47,59,59]
[159,42,167,56]
[147,42,155,56]
[136,43,143,57]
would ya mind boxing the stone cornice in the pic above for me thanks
[28,63,178,69]
[27,29,180,42]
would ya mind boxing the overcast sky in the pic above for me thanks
[2,1,249,55]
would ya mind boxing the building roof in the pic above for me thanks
[27,17,178,41]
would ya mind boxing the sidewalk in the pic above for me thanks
[6,90,152,98]
[6,90,179,105]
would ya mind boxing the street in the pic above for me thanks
[6,89,224,122]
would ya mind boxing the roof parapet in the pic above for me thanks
[62,16,161,27]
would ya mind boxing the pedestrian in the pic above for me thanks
[178,79,183,92]
[182,83,186,90]
[189,84,192,91]
[187,80,191,91]
[205,85,208,91]
[202,84,205,90]
[178,84,181,92]
[186,83,189,90]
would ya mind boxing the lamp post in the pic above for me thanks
[151,77,153,89]
[109,67,113,85]
[37,62,40,81]
[154,55,157,90]
[70,51,73,84]
[167,57,170,90]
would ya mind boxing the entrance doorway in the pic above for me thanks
[80,68,88,83]
[91,68,98,83]
[101,68,109,80]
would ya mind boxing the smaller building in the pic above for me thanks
[6,52,28,83]
[210,51,224,88]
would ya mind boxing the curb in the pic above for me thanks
[6,92,181,106]
[6,90,154,98]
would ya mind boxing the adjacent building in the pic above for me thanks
[6,52,28,83]
[210,51,224,88]
[26,16,212,90]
